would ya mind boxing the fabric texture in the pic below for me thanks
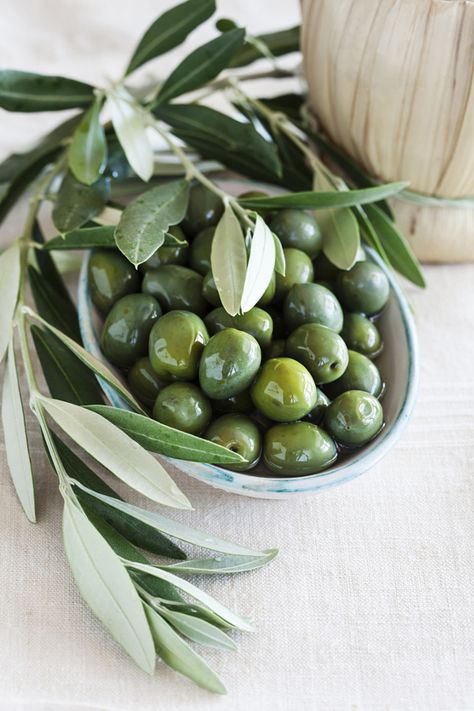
[1,2,473,710]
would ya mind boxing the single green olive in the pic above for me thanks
[153,382,212,435]
[250,357,317,422]
[263,421,337,475]
[286,323,349,384]
[127,357,164,407]
[274,248,314,304]
[202,270,221,307]
[305,387,331,425]
[142,265,208,316]
[264,338,286,361]
[88,249,140,316]
[232,308,273,349]
[189,227,214,275]
[313,252,341,283]
[182,184,224,236]
[199,328,261,399]
[341,313,383,358]
[212,389,254,415]
[148,311,209,381]
[140,226,188,270]
[324,389,384,447]
[204,307,233,335]
[337,261,390,316]
[283,282,344,333]
[205,414,262,471]
[270,209,322,259]
[101,293,161,368]
[257,272,276,307]
[325,350,383,398]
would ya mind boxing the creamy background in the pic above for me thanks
[1,2,473,710]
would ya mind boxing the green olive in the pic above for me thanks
[341,313,383,358]
[101,293,161,368]
[325,350,383,398]
[142,265,208,316]
[263,421,337,475]
[204,307,233,335]
[152,382,212,435]
[199,328,261,399]
[324,390,384,447]
[313,252,340,283]
[88,249,139,316]
[337,261,390,316]
[257,272,276,307]
[232,308,273,349]
[286,323,349,384]
[188,227,214,275]
[182,184,224,236]
[212,389,254,415]
[274,248,314,304]
[202,270,221,307]
[270,209,322,258]
[283,282,344,333]
[305,387,331,425]
[264,338,286,361]
[251,357,317,422]
[148,311,209,381]
[205,414,262,471]
[140,226,188,270]
[127,357,164,407]
[267,307,285,338]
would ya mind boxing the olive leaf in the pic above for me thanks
[354,205,390,264]
[211,203,247,317]
[154,28,245,107]
[0,243,20,363]
[2,340,36,522]
[228,25,300,67]
[68,96,107,185]
[159,599,234,630]
[0,69,94,112]
[107,86,154,183]
[38,396,192,510]
[43,226,116,251]
[126,0,216,75]
[157,607,236,651]
[144,604,226,694]
[87,405,246,465]
[159,549,278,575]
[115,180,189,266]
[240,215,276,313]
[28,265,81,342]
[154,104,282,182]
[52,171,110,233]
[257,93,304,125]
[62,497,156,674]
[321,209,360,270]
[32,220,75,304]
[273,233,286,275]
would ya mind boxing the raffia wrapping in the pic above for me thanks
[301,0,474,263]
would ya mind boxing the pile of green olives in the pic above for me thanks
[90,184,389,478]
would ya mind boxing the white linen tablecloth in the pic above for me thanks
[1,2,473,709]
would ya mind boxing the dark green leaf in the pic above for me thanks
[32,220,74,304]
[114,180,189,266]
[229,25,299,67]
[365,204,426,287]
[154,103,282,182]
[238,182,408,210]
[354,206,390,263]
[43,226,116,251]
[126,0,216,75]
[0,69,94,112]
[52,172,110,233]
[31,326,103,405]
[86,405,246,465]
[69,97,107,185]
[28,265,81,341]
[258,93,304,124]
[154,28,245,107]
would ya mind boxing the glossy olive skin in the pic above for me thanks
[148,311,209,381]
[341,313,382,358]
[305,387,331,425]
[274,248,314,304]
[286,323,349,384]
[325,350,383,398]
[127,357,164,407]
[182,184,224,236]
[270,209,322,259]
[324,389,383,447]
[283,283,344,333]
[205,414,262,471]
[202,270,221,307]
[101,294,161,368]
[337,261,390,316]
[152,382,212,435]
[264,338,286,361]
[263,421,337,475]
[189,227,214,275]
[257,272,276,307]
[232,308,273,349]
[199,328,261,399]
[313,252,340,283]
[212,389,254,415]
[251,357,317,422]
[204,307,233,335]
[88,249,139,316]
[140,226,188,270]
[142,265,208,316]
